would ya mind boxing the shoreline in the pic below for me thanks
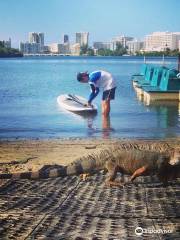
[0,137,180,175]
[1,135,180,141]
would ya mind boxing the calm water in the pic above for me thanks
[0,56,179,139]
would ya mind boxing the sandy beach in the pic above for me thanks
[0,138,180,175]
[0,138,180,239]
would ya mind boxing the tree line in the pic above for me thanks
[136,49,180,57]
[0,41,23,57]
[80,43,180,57]
[80,43,127,56]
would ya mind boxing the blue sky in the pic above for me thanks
[1,0,180,47]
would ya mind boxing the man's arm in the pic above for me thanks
[88,84,99,104]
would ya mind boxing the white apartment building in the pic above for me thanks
[145,31,180,51]
[126,40,144,54]
[70,43,80,55]
[29,32,39,43]
[48,43,70,54]
[29,32,44,52]
[76,32,89,46]
[93,42,113,50]
[19,32,45,54]
[49,43,60,53]
[59,43,70,54]
[112,35,134,50]
[19,42,40,54]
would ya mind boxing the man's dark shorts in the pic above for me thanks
[102,87,116,101]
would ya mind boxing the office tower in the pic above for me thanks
[126,40,144,54]
[93,42,112,50]
[112,35,134,50]
[38,33,44,46]
[63,34,69,43]
[70,43,81,55]
[76,32,89,46]
[28,32,44,52]
[19,42,40,54]
[28,32,44,45]
[29,32,39,43]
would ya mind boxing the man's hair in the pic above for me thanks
[77,72,88,81]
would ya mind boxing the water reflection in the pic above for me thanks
[147,101,180,137]
[102,115,115,138]
[58,100,180,139]
[86,114,115,138]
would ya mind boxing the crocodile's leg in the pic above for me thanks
[129,165,148,182]
[105,161,124,187]
[80,173,90,181]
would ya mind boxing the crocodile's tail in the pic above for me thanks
[66,154,100,175]
[0,165,67,180]
[0,152,103,180]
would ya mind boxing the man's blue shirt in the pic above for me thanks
[88,71,101,103]
[89,71,101,85]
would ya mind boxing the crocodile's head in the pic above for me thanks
[169,149,180,165]
[157,150,180,183]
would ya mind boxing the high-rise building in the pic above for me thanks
[19,42,40,54]
[59,43,70,54]
[93,42,112,50]
[70,43,81,55]
[112,35,134,50]
[145,31,180,51]
[38,33,44,46]
[48,43,70,54]
[28,32,44,52]
[76,32,89,46]
[63,34,69,43]
[49,43,60,53]
[126,40,144,54]
[29,32,39,43]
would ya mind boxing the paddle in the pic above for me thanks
[68,94,94,109]
[68,94,87,107]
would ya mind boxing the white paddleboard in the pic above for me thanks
[57,94,97,113]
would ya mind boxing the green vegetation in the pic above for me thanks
[97,48,114,56]
[0,41,23,57]
[80,43,180,57]
[97,43,127,56]
[80,43,127,56]
[113,43,127,56]
[136,49,180,57]
[80,44,94,56]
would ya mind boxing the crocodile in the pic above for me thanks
[0,145,179,186]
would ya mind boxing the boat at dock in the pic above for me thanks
[132,56,180,105]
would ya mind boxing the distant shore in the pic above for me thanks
[0,54,23,58]
[22,54,179,57]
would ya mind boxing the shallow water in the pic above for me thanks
[0,56,179,139]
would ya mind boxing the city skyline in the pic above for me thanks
[1,0,180,48]
[18,31,180,55]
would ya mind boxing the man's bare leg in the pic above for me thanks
[102,99,110,116]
